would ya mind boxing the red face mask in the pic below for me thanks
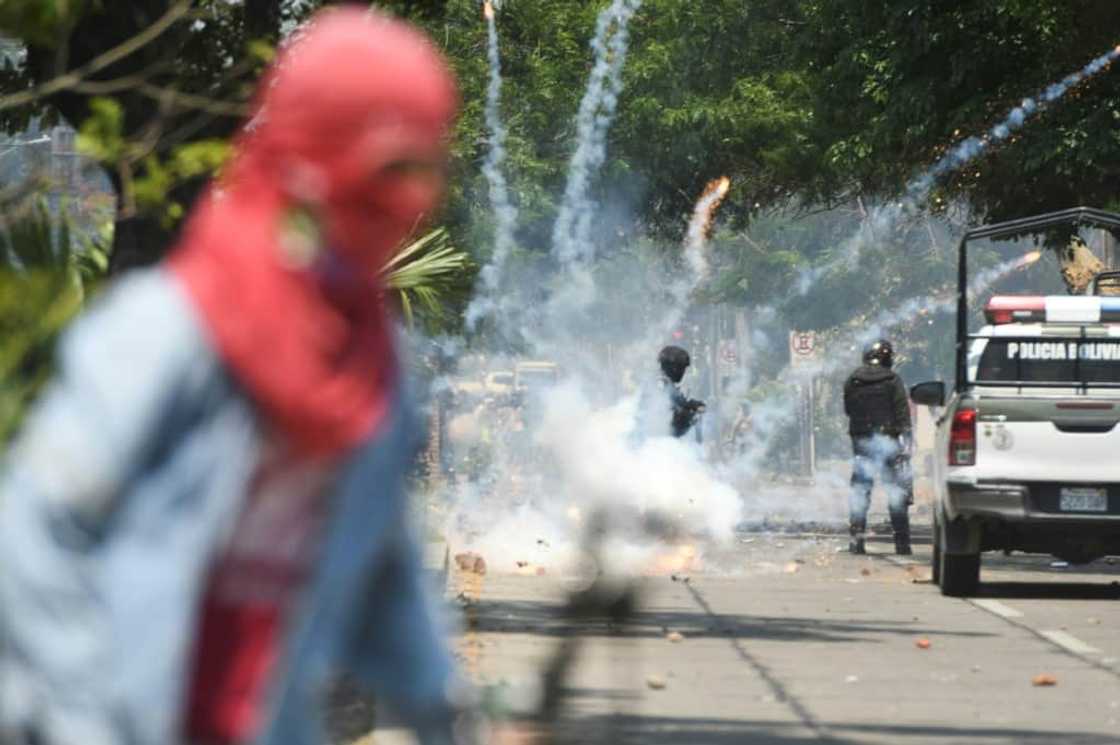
[319,125,451,274]
[246,9,457,272]
[171,9,459,457]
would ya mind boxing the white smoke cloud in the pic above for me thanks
[431,24,1119,580]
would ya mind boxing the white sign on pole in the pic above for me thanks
[789,330,818,477]
[789,330,819,368]
[718,340,738,371]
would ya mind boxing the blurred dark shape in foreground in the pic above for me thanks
[0,7,475,745]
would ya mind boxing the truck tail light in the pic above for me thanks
[949,409,977,466]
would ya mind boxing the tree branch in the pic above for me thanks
[0,0,191,112]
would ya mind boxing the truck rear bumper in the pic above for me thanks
[947,480,1120,525]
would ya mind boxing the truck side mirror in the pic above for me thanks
[910,381,946,407]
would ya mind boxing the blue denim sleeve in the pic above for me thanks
[257,388,462,745]
[0,269,227,743]
[347,530,461,742]
[3,270,208,530]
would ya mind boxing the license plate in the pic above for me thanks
[1059,487,1108,512]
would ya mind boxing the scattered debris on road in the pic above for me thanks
[1031,674,1058,687]
[513,561,547,577]
[646,675,668,690]
[666,631,685,643]
[916,638,932,650]
[904,565,933,583]
[670,574,691,583]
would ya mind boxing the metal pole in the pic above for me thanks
[809,376,817,477]
[709,307,720,447]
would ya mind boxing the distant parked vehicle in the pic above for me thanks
[514,360,558,395]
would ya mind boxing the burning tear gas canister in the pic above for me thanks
[683,176,731,281]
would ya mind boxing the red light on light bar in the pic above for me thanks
[984,296,1046,324]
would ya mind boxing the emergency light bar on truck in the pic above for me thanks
[985,296,1120,325]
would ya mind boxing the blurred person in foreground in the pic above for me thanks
[843,339,914,556]
[0,8,474,745]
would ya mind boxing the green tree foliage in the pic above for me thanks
[1,0,281,271]
[4,0,1118,334]
[0,199,108,440]
[798,0,1120,219]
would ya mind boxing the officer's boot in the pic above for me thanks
[891,511,912,555]
[849,519,866,555]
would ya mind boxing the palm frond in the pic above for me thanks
[380,228,471,328]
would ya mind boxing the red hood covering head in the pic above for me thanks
[170,7,458,458]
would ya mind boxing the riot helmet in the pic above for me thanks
[658,345,691,383]
[863,339,894,368]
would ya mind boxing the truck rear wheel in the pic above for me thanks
[936,511,980,596]
[931,523,942,585]
[939,550,980,597]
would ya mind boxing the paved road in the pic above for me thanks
[429,528,1120,745]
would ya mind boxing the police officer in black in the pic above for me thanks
[843,339,913,555]
[658,345,705,440]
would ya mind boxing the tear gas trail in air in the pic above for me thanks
[652,176,732,344]
[841,250,1044,361]
[908,46,1120,199]
[550,0,643,267]
[796,203,901,294]
[683,176,731,282]
[737,247,1045,477]
[465,0,521,332]
[798,43,1120,296]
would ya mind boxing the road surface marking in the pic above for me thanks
[1040,629,1102,656]
[970,598,1024,619]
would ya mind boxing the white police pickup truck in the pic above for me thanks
[910,208,1120,596]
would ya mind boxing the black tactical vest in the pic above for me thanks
[847,373,900,436]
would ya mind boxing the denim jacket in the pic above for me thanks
[0,269,458,745]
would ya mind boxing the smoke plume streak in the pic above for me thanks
[651,177,732,346]
[908,46,1120,199]
[465,0,521,332]
[847,250,1044,352]
[550,0,642,268]
[683,177,731,283]
[798,43,1120,296]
